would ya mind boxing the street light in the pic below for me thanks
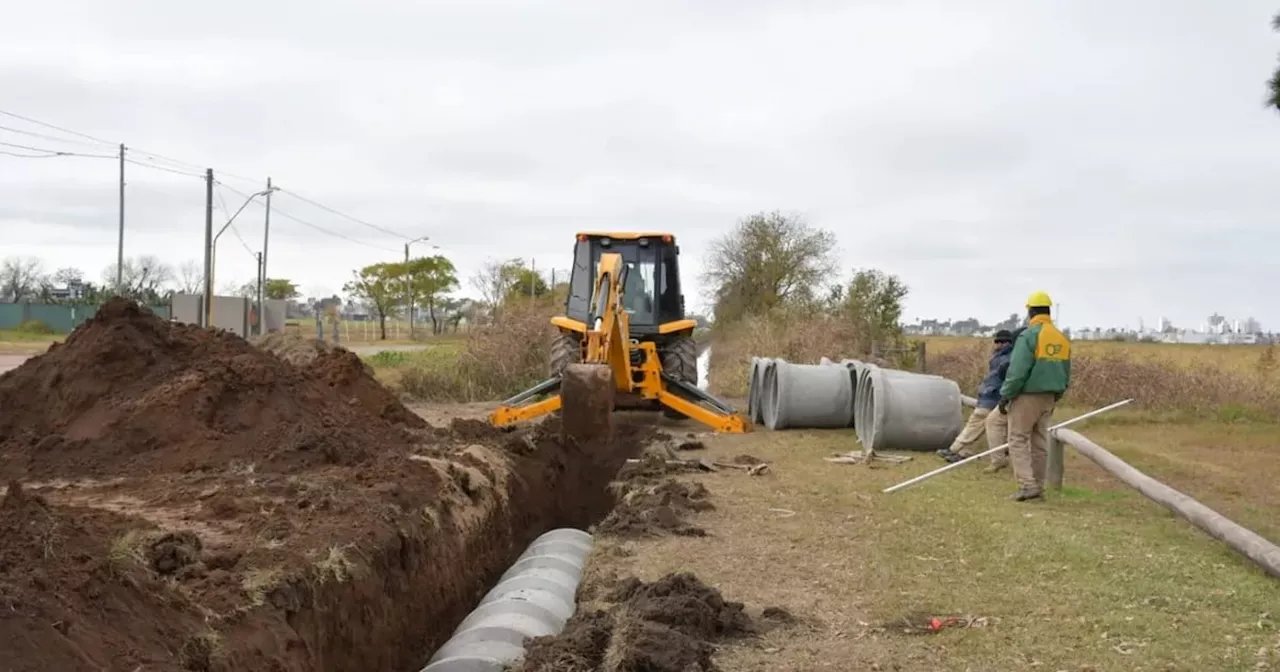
[204,186,277,328]
[404,236,432,338]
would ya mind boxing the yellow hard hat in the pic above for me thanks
[1025,291,1052,308]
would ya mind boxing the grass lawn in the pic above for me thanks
[362,344,464,389]
[0,330,62,354]
[588,410,1280,671]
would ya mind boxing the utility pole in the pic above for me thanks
[530,258,536,300]
[260,177,272,336]
[116,143,126,295]
[404,243,413,338]
[202,169,214,328]
[256,252,264,336]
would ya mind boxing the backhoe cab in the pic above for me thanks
[489,232,749,436]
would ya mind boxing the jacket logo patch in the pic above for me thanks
[1035,328,1071,361]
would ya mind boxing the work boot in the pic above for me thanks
[944,452,968,464]
[984,461,1008,474]
[936,449,955,461]
[1010,486,1044,502]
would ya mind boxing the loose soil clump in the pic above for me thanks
[0,300,649,671]
[517,572,755,672]
[595,454,714,538]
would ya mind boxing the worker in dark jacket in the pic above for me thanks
[936,329,1018,468]
[999,291,1072,501]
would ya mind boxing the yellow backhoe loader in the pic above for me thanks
[489,232,750,435]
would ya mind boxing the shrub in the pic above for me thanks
[396,304,555,402]
[707,308,914,397]
[15,319,54,335]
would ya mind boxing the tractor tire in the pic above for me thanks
[659,334,699,419]
[550,332,583,377]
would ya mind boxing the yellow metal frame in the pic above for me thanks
[490,250,748,433]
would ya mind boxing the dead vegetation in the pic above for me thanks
[393,304,557,402]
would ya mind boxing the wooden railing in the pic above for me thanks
[959,395,1280,578]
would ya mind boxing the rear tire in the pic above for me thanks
[550,332,583,377]
[659,333,699,419]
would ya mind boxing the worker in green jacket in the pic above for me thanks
[998,291,1071,502]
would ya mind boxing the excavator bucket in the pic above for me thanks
[559,363,615,447]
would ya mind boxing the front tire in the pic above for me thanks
[550,331,583,377]
[659,333,699,419]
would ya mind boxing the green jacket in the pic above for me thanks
[1000,315,1071,400]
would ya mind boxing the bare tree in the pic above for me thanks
[176,259,204,295]
[469,258,523,319]
[1270,13,1280,112]
[702,211,838,323]
[101,255,176,301]
[0,256,48,302]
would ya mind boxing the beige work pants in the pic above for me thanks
[984,408,1010,468]
[1006,393,1056,489]
[948,407,990,457]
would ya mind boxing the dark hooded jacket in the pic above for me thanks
[976,329,1022,409]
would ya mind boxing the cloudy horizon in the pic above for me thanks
[3,0,1279,331]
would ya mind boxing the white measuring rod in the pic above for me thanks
[882,398,1135,494]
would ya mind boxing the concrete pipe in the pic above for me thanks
[747,357,775,425]
[758,359,855,430]
[854,364,963,452]
[421,528,593,672]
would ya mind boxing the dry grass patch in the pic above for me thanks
[390,304,556,402]
[585,420,1280,671]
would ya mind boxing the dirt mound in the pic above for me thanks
[0,298,422,479]
[253,331,425,427]
[518,572,755,672]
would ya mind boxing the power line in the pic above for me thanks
[275,187,410,239]
[123,157,205,179]
[0,139,116,159]
[2,107,397,251]
[0,123,112,149]
[222,183,397,252]
[0,108,116,146]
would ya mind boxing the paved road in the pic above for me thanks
[0,354,29,375]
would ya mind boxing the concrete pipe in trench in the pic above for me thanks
[853,364,963,451]
[420,528,593,672]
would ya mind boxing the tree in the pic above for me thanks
[0,256,47,302]
[402,255,459,334]
[1270,13,1280,111]
[503,264,550,303]
[176,260,204,295]
[343,262,403,340]
[263,278,301,301]
[101,255,174,303]
[841,268,909,347]
[469,258,525,320]
[702,211,838,323]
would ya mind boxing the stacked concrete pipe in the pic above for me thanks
[421,528,593,672]
[745,357,964,451]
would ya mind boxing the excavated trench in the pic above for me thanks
[246,418,648,672]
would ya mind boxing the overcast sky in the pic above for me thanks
[3,0,1279,330]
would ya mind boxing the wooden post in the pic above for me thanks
[1055,428,1280,579]
[915,341,927,373]
[1045,427,1063,489]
